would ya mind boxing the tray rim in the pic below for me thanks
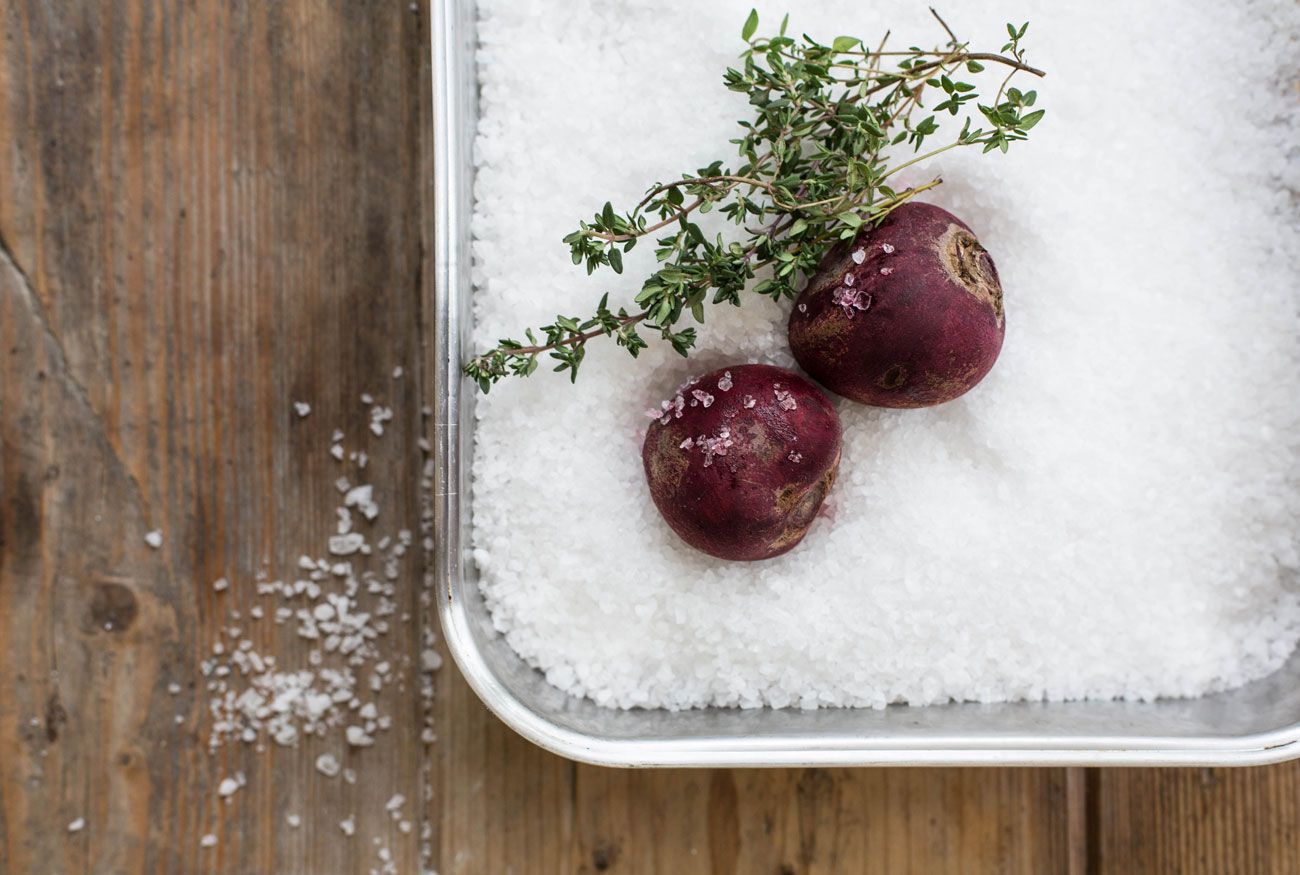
[431,0,1300,768]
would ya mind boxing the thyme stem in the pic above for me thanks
[465,10,1046,392]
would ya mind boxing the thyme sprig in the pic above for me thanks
[466,9,1046,393]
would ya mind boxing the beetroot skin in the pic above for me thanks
[787,201,1005,408]
[642,364,842,561]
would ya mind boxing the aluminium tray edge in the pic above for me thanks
[431,0,1300,768]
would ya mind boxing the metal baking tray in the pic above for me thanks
[431,0,1300,767]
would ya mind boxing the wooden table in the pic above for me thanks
[3,3,1298,872]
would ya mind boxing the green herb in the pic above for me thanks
[465,9,1046,393]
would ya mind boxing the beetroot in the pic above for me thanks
[787,201,1005,408]
[642,364,841,561]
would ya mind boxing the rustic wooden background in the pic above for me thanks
[3,1,1300,873]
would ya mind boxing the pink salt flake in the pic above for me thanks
[742,395,757,409]
[832,287,872,318]
[673,394,686,418]
[881,242,895,254]
[717,371,733,392]
[787,452,803,463]
[879,267,893,276]
[679,437,694,450]
[798,303,807,314]
[697,425,736,468]
[773,387,798,411]
[851,248,866,264]
[691,389,715,408]
[843,273,855,286]
[644,408,664,420]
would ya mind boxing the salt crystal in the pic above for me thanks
[315,753,341,777]
[213,577,229,593]
[200,834,218,849]
[294,402,311,418]
[67,818,85,833]
[218,778,240,797]
[717,371,733,392]
[346,726,374,747]
[851,248,866,264]
[287,814,301,828]
[881,242,895,254]
[329,533,365,556]
[691,389,715,408]
[340,817,356,837]
[144,530,163,549]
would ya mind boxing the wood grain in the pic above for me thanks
[1095,765,1300,874]
[6,1,1300,874]
[1,1,431,872]
[433,664,1082,875]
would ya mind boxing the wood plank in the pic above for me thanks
[433,670,1080,875]
[1095,765,1300,874]
[0,1,431,872]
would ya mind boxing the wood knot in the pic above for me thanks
[591,840,620,871]
[45,691,68,742]
[90,582,138,633]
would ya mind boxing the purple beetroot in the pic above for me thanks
[641,364,842,561]
[787,201,1005,408]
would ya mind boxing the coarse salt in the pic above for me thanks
[470,0,1300,714]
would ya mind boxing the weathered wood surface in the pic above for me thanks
[1,1,431,872]
[5,1,1300,873]
[434,665,1085,875]
[1093,767,1300,874]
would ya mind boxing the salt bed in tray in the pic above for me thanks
[469,0,1300,710]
